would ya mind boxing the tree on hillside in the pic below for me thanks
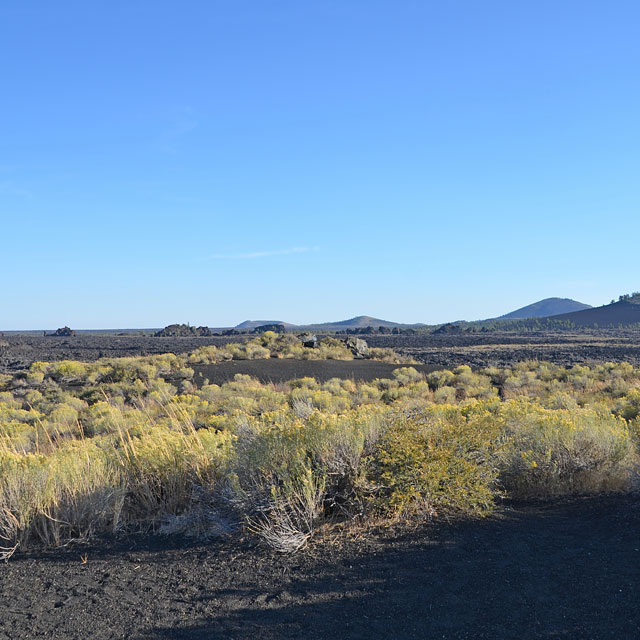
[618,291,640,303]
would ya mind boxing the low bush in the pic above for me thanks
[498,400,634,497]
[366,406,499,519]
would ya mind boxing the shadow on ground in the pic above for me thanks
[2,494,637,639]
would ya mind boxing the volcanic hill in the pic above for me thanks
[499,297,592,319]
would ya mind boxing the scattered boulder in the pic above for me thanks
[298,333,318,348]
[344,337,369,358]
[52,326,76,337]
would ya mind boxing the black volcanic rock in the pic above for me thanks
[344,337,369,358]
[298,333,318,348]
[51,326,76,337]
[155,324,213,337]
[433,323,462,335]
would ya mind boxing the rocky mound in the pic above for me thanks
[51,327,76,337]
[155,324,214,337]
[433,323,463,335]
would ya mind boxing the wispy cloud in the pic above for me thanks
[209,247,316,260]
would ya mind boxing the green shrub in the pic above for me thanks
[426,370,455,390]
[615,389,640,421]
[367,406,499,518]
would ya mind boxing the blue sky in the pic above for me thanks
[1,1,639,329]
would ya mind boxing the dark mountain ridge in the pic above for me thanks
[235,316,425,332]
[235,320,296,330]
[498,297,592,320]
[303,315,425,330]
[549,299,640,328]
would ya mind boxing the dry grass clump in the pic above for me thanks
[1,357,639,557]
[497,401,634,497]
[230,406,388,551]
[0,399,233,559]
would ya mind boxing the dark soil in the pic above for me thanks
[1,493,638,639]
[191,360,443,386]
